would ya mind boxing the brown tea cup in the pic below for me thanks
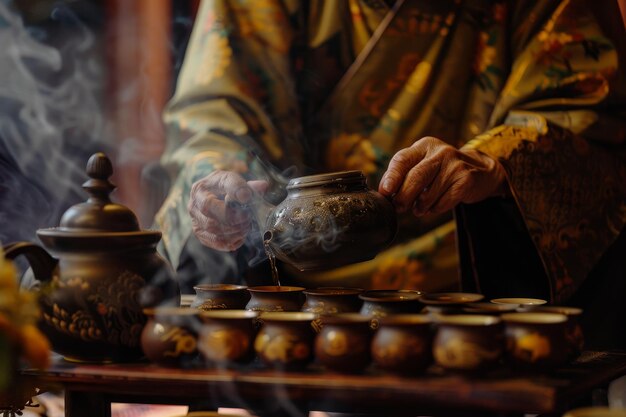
[371,314,433,375]
[359,289,423,328]
[433,314,503,373]
[302,287,363,315]
[198,310,259,366]
[140,307,202,367]
[501,312,569,372]
[191,284,250,310]
[246,286,305,312]
[520,306,584,360]
[314,313,373,374]
[254,312,316,370]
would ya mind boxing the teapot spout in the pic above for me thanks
[263,230,274,244]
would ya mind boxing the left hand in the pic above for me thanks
[378,136,508,216]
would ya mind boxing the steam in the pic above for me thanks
[0,2,109,246]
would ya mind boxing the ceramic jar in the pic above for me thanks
[501,312,569,372]
[314,313,373,373]
[302,287,363,315]
[371,314,433,375]
[264,171,397,271]
[140,307,202,367]
[198,310,258,366]
[433,315,504,373]
[246,286,305,312]
[190,284,250,310]
[359,290,423,328]
[254,312,316,370]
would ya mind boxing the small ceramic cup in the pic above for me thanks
[190,284,250,310]
[198,310,259,366]
[302,287,363,315]
[419,292,485,315]
[501,312,569,372]
[254,312,316,370]
[432,314,504,373]
[462,302,519,315]
[314,313,373,374]
[246,286,306,312]
[521,305,584,360]
[140,307,202,367]
[371,314,433,375]
[359,290,423,328]
[491,297,547,308]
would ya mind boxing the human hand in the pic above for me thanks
[378,136,508,216]
[188,170,269,251]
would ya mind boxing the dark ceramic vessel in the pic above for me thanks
[198,310,258,365]
[315,313,373,374]
[371,314,433,375]
[523,306,584,360]
[254,312,316,370]
[191,284,250,311]
[3,153,179,363]
[359,290,423,327]
[264,171,397,271]
[433,315,504,373]
[302,287,363,315]
[246,286,305,312]
[501,312,569,371]
[140,307,201,367]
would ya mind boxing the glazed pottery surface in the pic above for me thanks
[563,407,626,417]
[140,307,201,367]
[501,312,569,371]
[359,290,424,326]
[3,153,179,363]
[433,315,503,373]
[523,306,584,359]
[254,312,316,369]
[371,314,433,375]
[264,171,397,271]
[302,287,363,315]
[491,298,547,307]
[315,313,373,373]
[191,284,250,310]
[246,286,305,312]
[198,310,258,365]
[462,302,519,315]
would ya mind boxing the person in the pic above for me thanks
[155,0,626,349]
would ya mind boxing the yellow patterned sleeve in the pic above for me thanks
[155,0,304,268]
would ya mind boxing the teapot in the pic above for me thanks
[3,153,180,363]
[263,170,397,271]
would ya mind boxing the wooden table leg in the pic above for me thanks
[65,391,111,417]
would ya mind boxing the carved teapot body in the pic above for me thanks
[264,171,397,271]
[4,153,179,363]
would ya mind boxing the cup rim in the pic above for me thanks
[200,310,258,320]
[304,287,363,296]
[501,312,567,324]
[193,284,248,291]
[463,302,519,313]
[259,312,316,321]
[248,285,306,293]
[562,407,626,417]
[522,305,583,316]
[491,297,547,306]
[419,292,484,306]
[435,314,501,326]
[359,289,423,302]
[378,314,432,326]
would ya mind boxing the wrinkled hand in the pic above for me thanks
[379,137,508,216]
[189,170,269,251]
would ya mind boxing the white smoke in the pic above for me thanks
[0,1,110,245]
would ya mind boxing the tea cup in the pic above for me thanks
[315,313,373,373]
[191,284,250,310]
[198,310,258,366]
[246,286,305,312]
[254,312,316,370]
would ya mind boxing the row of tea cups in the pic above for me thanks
[140,304,583,374]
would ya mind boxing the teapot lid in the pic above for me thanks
[58,152,140,232]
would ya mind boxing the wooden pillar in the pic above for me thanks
[105,0,172,227]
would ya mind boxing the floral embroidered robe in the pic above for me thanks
[156,0,626,335]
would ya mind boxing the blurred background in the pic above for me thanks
[0,0,199,249]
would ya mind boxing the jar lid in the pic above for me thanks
[286,170,365,189]
[57,152,140,232]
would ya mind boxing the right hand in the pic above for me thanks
[188,170,268,251]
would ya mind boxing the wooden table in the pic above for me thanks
[20,351,626,417]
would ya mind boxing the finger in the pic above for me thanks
[225,196,253,226]
[247,180,269,196]
[191,212,250,236]
[378,142,428,196]
[413,167,471,216]
[392,157,441,213]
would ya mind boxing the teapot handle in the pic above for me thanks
[3,242,57,284]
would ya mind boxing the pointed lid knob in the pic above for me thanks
[58,152,140,232]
